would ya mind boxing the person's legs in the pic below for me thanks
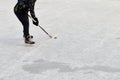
[14,9,35,44]
[14,11,29,37]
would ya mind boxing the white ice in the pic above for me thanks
[0,0,120,80]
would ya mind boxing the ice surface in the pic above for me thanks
[1,0,120,80]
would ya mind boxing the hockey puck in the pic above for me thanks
[54,37,57,39]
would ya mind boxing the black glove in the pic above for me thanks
[33,17,39,26]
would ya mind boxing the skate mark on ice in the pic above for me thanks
[116,37,120,39]
[0,78,4,80]
[23,59,120,74]
[80,65,120,73]
[22,59,79,74]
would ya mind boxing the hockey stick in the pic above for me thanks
[28,14,57,39]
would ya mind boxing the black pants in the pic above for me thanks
[14,7,29,37]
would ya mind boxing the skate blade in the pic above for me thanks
[24,42,35,46]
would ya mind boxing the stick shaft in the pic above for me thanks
[28,14,52,38]
[38,25,52,38]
